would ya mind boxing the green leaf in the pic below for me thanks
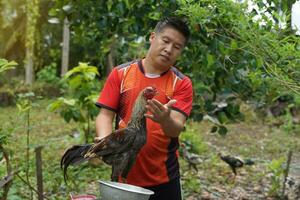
[48,8,58,16]
[47,100,63,112]
[256,57,264,68]
[62,98,76,106]
[84,94,98,103]
[0,59,18,73]
[206,54,215,68]
[69,76,82,89]
[61,110,73,123]
[218,126,228,136]
[107,0,113,11]
[211,126,218,133]
[230,39,238,50]
[217,112,228,124]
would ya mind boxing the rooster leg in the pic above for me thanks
[120,177,127,183]
[232,174,236,182]
[110,155,130,182]
[188,164,192,170]
[192,164,198,172]
[230,166,237,182]
[111,162,124,182]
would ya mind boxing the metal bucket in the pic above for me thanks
[98,180,154,200]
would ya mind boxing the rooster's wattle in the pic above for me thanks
[61,87,157,182]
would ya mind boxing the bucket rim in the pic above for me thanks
[98,180,154,195]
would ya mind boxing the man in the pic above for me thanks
[95,16,193,200]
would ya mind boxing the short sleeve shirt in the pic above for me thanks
[96,60,193,187]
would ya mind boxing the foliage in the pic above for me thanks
[0,58,18,199]
[1,0,300,198]
[0,1,26,61]
[36,63,60,85]
[278,111,300,134]
[16,92,40,199]
[16,92,39,114]
[49,0,179,75]
[0,126,14,147]
[25,0,39,55]
[175,0,300,134]
[181,176,201,197]
[0,99,300,199]
[253,0,297,31]
[0,100,112,199]
[267,157,285,197]
[0,0,57,80]
[180,126,208,154]
[2,0,299,132]
[48,62,102,143]
[0,59,17,74]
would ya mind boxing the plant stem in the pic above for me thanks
[26,109,33,200]
[16,173,50,200]
[281,150,293,198]
[87,111,90,143]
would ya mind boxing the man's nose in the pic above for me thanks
[164,44,172,54]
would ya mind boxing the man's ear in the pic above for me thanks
[149,32,156,43]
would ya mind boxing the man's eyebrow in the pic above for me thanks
[161,36,170,40]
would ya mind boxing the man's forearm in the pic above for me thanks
[159,112,185,138]
[95,116,113,139]
[95,108,115,141]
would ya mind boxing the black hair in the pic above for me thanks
[154,16,190,44]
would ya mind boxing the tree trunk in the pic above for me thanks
[25,0,39,86]
[25,48,34,85]
[61,17,70,76]
[106,50,114,76]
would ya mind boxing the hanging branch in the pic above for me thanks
[25,106,33,200]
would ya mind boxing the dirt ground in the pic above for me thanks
[181,118,300,200]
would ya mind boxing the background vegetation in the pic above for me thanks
[1,0,300,199]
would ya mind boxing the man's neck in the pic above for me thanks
[142,58,170,75]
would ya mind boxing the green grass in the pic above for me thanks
[0,99,110,199]
[1,99,300,199]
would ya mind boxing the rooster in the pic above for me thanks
[180,142,203,172]
[61,87,157,182]
[218,153,254,179]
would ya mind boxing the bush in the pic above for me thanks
[36,63,60,85]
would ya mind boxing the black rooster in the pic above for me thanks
[61,87,157,182]
[218,153,254,178]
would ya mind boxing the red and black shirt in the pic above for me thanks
[96,60,193,187]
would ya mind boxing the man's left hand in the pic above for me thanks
[144,99,177,123]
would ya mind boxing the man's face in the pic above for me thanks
[148,27,186,69]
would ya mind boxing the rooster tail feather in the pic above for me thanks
[84,141,107,158]
[61,144,92,182]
